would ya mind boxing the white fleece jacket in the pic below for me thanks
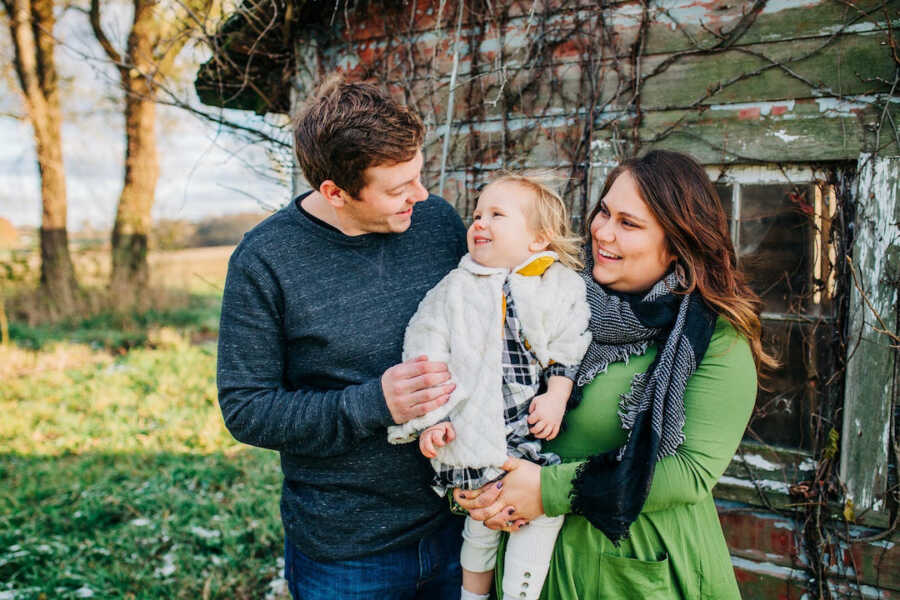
[387,251,591,475]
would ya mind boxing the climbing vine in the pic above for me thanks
[193,1,899,597]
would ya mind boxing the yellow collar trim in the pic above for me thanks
[515,255,555,277]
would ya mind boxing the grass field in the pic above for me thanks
[1,247,289,600]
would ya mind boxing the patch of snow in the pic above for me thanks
[709,100,795,116]
[154,552,177,578]
[734,453,780,471]
[129,518,151,527]
[264,558,288,600]
[74,586,95,598]
[189,526,221,539]
[718,476,789,494]
[772,130,801,143]
[265,577,288,600]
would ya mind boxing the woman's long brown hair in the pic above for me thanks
[588,150,777,374]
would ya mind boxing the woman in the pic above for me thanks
[455,150,774,599]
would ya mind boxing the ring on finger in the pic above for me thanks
[504,520,514,527]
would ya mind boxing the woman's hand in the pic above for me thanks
[453,480,505,521]
[484,458,544,528]
[453,457,545,532]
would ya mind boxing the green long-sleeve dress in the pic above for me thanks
[496,317,757,599]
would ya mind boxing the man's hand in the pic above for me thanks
[382,355,455,424]
[419,421,456,458]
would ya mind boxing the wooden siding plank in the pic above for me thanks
[640,101,899,163]
[639,31,896,108]
[843,535,900,592]
[841,154,900,516]
[414,99,897,172]
[643,0,894,55]
[339,29,894,117]
[329,0,895,58]
[332,34,894,134]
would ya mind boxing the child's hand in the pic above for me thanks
[419,422,456,458]
[527,391,567,440]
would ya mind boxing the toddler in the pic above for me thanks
[388,174,591,600]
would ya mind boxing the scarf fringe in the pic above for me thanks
[617,371,648,432]
[575,341,651,388]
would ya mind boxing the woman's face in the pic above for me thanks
[589,171,676,293]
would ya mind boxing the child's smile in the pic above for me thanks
[467,181,549,270]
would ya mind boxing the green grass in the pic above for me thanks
[7,293,222,352]
[0,333,285,599]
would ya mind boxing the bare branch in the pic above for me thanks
[89,0,125,78]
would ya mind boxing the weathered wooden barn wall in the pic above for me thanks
[195,0,899,598]
[286,2,899,598]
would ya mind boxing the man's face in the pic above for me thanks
[340,150,429,235]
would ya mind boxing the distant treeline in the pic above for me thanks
[2,213,270,252]
[152,213,270,249]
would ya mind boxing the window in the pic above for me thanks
[712,168,841,453]
[702,165,853,512]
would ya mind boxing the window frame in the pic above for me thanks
[706,165,827,513]
[705,162,894,528]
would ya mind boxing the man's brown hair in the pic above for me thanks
[293,76,425,197]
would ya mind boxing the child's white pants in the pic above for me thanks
[460,514,564,600]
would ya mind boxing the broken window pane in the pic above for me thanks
[713,180,842,452]
[739,184,813,314]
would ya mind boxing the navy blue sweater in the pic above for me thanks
[217,194,467,561]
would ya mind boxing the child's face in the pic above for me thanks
[467,181,548,269]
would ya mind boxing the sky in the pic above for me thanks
[0,112,293,229]
[0,2,296,230]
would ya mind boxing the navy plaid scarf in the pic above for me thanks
[568,249,717,544]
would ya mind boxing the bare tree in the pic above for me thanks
[89,0,210,302]
[2,0,80,317]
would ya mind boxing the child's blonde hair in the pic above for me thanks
[485,173,584,270]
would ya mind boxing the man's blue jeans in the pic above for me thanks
[284,516,463,599]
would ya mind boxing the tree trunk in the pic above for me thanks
[108,0,159,304]
[109,90,157,302]
[6,0,79,317]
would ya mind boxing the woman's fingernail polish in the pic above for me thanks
[459,493,467,499]
[508,507,515,514]
[496,481,503,489]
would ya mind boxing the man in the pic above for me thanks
[217,78,468,599]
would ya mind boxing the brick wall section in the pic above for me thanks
[717,500,899,598]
